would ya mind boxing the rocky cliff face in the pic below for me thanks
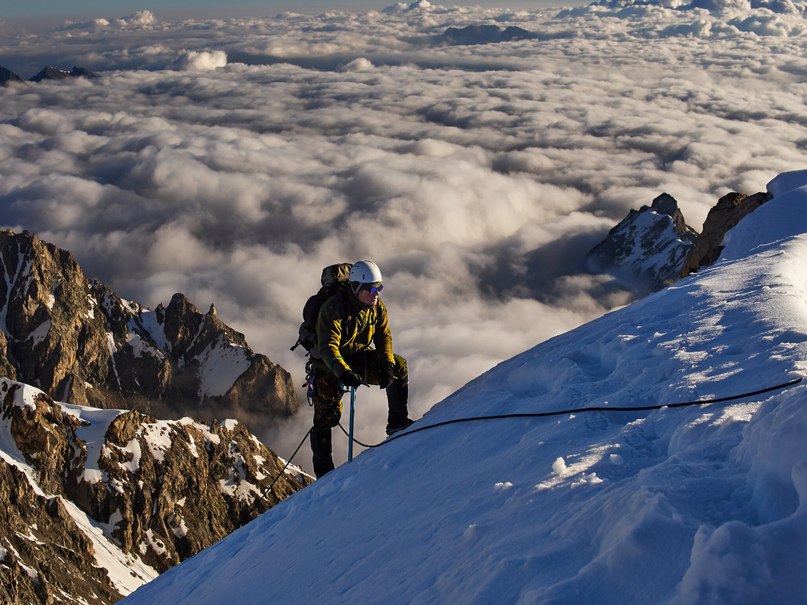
[0,376,310,603]
[586,193,699,294]
[679,190,770,277]
[0,230,298,435]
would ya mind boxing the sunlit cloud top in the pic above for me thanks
[1,1,805,456]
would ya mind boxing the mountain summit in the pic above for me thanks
[0,65,24,86]
[28,66,97,82]
[586,192,699,293]
[122,169,807,604]
[0,230,297,435]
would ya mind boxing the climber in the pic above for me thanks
[308,260,412,478]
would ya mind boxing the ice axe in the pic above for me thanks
[348,386,356,462]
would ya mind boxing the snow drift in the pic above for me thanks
[122,170,807,604]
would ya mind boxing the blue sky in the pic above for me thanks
[2,0,555,27]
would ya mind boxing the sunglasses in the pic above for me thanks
[360,283,384,294]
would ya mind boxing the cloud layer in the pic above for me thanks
[1,1,806,461]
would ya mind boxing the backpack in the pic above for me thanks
[291,263,353,358]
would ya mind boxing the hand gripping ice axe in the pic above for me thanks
[337,379,359,463]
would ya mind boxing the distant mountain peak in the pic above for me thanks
[28,66,97,82]
[586,192,698,293]
[0,64,24,86]
[439,24,539,46]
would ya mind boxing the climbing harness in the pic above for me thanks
[304,360,316,404]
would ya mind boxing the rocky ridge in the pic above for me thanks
[586,192,699,293]
[679,190,771,277]
[587,188,770,293]
[0,230,297,435]
[439,25,538,45]
[0,64,97,86]
[29,66,98,82]
[0,376,310,603]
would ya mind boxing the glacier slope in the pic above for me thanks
[123,171,807,604]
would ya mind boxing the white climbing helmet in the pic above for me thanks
[349,260,383,285]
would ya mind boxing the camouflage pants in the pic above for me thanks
[311,350,408,428]
[309,350,409,477]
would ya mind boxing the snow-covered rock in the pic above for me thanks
[0,230,298,435]
[27,66,97,82]
[587,192,698,293]
[0,377,310,602]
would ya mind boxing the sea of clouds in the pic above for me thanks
[1,0,805,461]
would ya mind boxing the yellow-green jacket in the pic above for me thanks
[316,290,394,377]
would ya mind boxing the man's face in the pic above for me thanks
[356,283,382,306]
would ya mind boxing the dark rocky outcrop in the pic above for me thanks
[0,65,24,86]
[0,457,121,605]
[587,193,698,293]
[439,25,538,45]
[28,66,97,82]
[679,191,771,277]
[0,230,298,435]
[0,377,311,603]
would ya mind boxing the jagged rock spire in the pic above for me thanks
[0,230,298,432]
[586,193,698,294]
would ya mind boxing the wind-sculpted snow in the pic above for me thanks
[121,170,807,604]
[1,2,806,462]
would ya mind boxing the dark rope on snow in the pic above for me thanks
[251,377,802,517]
[339,377,803,450]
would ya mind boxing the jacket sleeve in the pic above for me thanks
[317,304,351,377]
[373,300,395,365]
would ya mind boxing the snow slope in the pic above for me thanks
[122,170,807,604]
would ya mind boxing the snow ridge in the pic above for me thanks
[122,170,807,605]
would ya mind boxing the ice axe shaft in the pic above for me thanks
[348,386,356,462]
